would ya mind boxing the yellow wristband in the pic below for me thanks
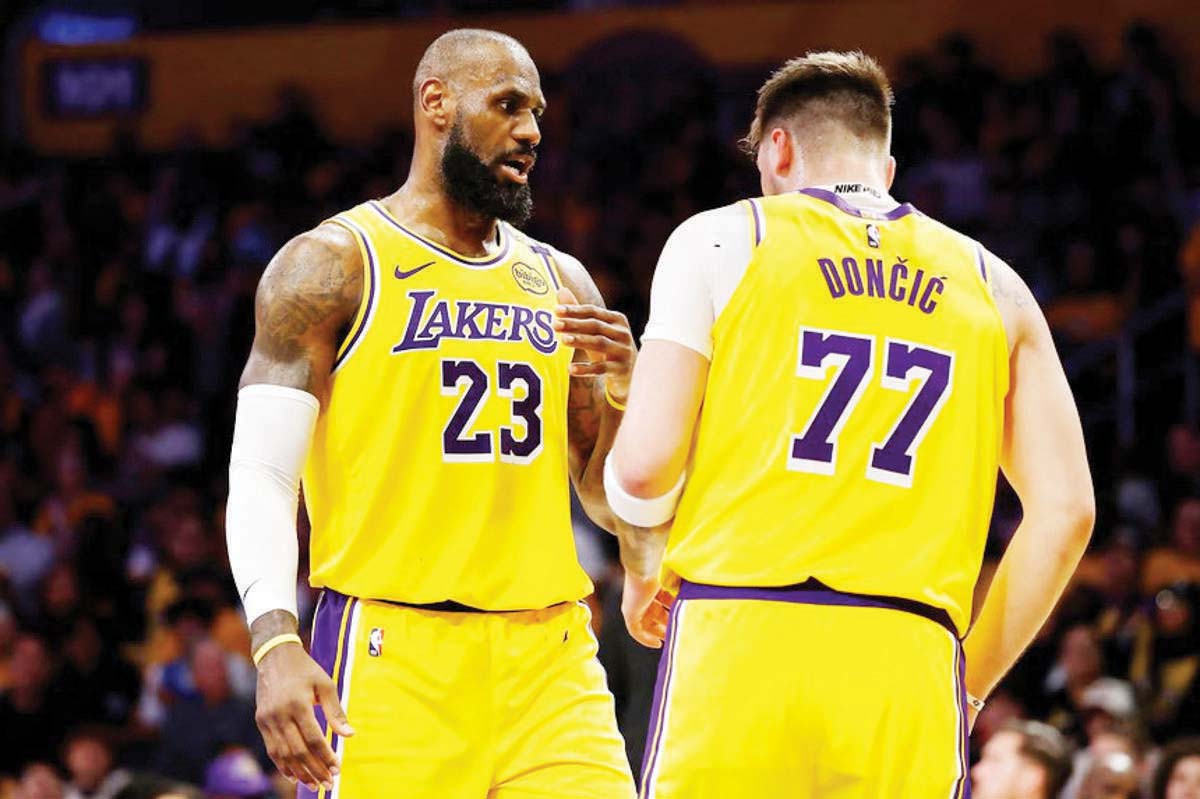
[252,633,303,666]
[605,385,627,412]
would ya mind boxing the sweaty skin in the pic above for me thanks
[235,30,634,791]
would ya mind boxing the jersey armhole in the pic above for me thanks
[743,198,765,250]
[324,215,380,373]
[528,242,565,293]
[973,241,995,295]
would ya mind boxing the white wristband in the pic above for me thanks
[603,454,686,528]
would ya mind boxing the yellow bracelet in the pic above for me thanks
[252,633,303,666]
[605,385,627,412]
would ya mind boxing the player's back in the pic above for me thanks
[666,187,1009,635]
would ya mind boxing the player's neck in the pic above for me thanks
[384,177,502,258]
[795,155,889,196]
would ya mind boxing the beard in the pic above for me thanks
[440,121,534,227]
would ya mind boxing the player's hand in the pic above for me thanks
[255,642,355,792]
[554,287,636,403]
[622,571,674,648]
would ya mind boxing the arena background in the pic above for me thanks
[1,1,1199,797]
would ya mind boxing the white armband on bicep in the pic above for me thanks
[226,384,319,626]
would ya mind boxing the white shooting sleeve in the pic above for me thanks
[226,384,320,626]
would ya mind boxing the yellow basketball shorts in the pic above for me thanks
[300,589,635,799]
[639,581,971,799]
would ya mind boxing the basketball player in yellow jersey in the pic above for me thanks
[605,52,1096,798]
[223,30,637,799]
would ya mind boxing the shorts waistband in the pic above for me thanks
[677,579,958,638]
[320,588,571,615]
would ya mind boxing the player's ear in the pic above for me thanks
[770,127,794,179]
[418,78,452,129]
[885,156,897,190]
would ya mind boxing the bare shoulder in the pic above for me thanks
[241,223,364,392]
[983,249,1042,352]
[255,224,363,340]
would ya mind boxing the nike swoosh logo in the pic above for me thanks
[241,578,260,601]
[395,261,435,279]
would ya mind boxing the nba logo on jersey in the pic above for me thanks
[866,223,881,248]
[368,627,384,657]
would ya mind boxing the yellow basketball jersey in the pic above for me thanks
[302,200,590,610]
[665,189,1009,635]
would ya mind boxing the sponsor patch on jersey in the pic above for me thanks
[368,627,384,657]
[512,261,549,295]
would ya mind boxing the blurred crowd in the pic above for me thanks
[0,17,1199,799]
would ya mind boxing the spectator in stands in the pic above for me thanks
[56,615,140,727]
[1132,582,1200,741]
[61,729,132,799]
[1079,678,1141,745]
[15,763,65,799]
[1063,728,1144,799]
[973,720,1074,799]
[1075,748,1140,799]
[1152,737,1200,799]
[1143,500,1200,594]
[0,634,68,776]
[152,638,266,785]
[1045,624,1106,741]
[202,749,273,799]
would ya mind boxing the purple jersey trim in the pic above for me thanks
[639,602,684,797]
[746,199,764,246]
[530,244,563,291]
[297,590,351,799]
[369,200,511,267]
[975,242,988,284]
[797,187,917,221]
[331,217,378,372]
[676,579,957,637]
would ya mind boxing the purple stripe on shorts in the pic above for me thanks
[309,591,349,737]
[639,601,684,797]
[957,642,972,799]
[975,243,988,284]
[295,591,350,799]
[747,199,763,246]
[329,596,358,757]
[798,187,917,221]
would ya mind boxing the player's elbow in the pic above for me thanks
[615,458,676,499]
[1067,490,1096,544]
[1043,489,1096,552]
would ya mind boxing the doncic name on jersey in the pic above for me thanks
[391,289,559,354]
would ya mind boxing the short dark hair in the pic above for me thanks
[1003,720,1074,799]
[1151,737,1200,799]
[743,50,893,155]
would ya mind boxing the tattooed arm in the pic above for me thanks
[551,253,636,532]
[239,224,363,397]
[231,224,362,790]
